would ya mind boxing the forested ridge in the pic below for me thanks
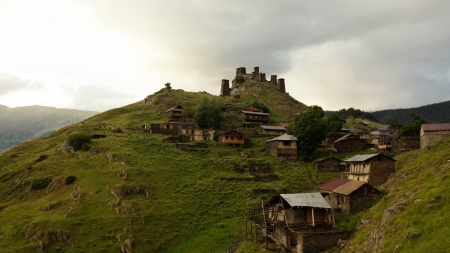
[371,100,450,124]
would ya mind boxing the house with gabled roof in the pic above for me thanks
[316,178,383,213]
[246,192,351,253]
[218,129,248,147]
[237,110,270,123]
[259,125,286,135]
[420,123,450,148]
[165,105,183,118]
[332,134,364,154]
[266,134,298,161]
[342,153,396,185]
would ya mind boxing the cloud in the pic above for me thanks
[0,73,44,96]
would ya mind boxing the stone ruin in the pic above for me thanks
[220,66,286,96]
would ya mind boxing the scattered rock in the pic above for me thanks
[357,219,372,230]
[42,201,62,211]
[35,155,48,162]
[414,198,422,204]
[107,152,114,162]
[364,226,383,252]
[382,204,406,225]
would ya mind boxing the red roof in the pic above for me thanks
[279,123,289,128]
[316,178,350,192]
[422,123,450,132]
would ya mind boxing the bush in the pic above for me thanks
[236,76,245,84]
[31,177,52,190]
[65,176,77,185]
[68,133,91,151]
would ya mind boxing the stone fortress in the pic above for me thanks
[220,66,286,96]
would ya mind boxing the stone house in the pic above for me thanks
[237,110,270,123]
[316,178,383,214]
[259,125,287,135]
[332,134,364,154]
[180,128,215,141]
[246,193,350,253]
[420,123,450,148]
[313,157,343,173]
[218,129,247,147]
[342,153,396,185]
[266,134,298,161]
[164,105,183,118]
[359,130,370,140]
[369,128,391,142]
[322,132,350,147]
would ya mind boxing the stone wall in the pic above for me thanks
[369,156,395,185]
[315,158,341,173]
[296,229,351,253]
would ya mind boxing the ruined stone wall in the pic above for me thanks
[398,137,420,150]
[369,157,395,185]
[252,66,259,77]
[315,159,340,173]
[236,67,246,76]
[296,229,351,253]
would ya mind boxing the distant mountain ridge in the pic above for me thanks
[0,105,97,153]
[371,100,450,124]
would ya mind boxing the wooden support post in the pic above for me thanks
[312,208,315,226]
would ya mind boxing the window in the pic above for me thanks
[283,141,290,146]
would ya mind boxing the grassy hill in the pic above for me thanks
[0,87,323,253]
[0,105,98,153]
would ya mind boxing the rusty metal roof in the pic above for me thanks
[260,125,287,131]
[280,192,331,209]
[333,180,367,195]
[316,178,350,191]
[422,123,450,132]
[266,133,297,142]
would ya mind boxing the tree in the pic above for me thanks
[251,101,270,113]
[327,111,343,132]
[194,97,222,129]
[399,112,428,136]
[68,133,91,151]
[287,105,328,158]
[386,116,399,128]
[165,82,171,91]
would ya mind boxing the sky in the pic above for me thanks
[0,0,449,112]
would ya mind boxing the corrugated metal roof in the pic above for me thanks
[266,133,297,142]
[240,110,270,116]
[422,123,450,132]
[316,178,350,191]
[333,180,367,195]
[344,154,379,162]
[260,125,287,131]
[333,134,358,143]
[280,193,331,209]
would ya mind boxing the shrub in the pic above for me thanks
[68,133,91,151]
[236,76,245,84]
[31,177,52,190]
[65,176,77,185]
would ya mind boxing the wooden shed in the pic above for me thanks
[246,193,351,253]
[259,125,286,135]
[237,110,270,123]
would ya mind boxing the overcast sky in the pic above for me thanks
[0,0,449,112]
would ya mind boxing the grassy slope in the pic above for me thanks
[0,88,336,253]
[341,137,450,252]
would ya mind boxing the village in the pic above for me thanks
[143,66,450,253]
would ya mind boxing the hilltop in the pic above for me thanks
[0,84,316,253]
[0,105,98,153]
